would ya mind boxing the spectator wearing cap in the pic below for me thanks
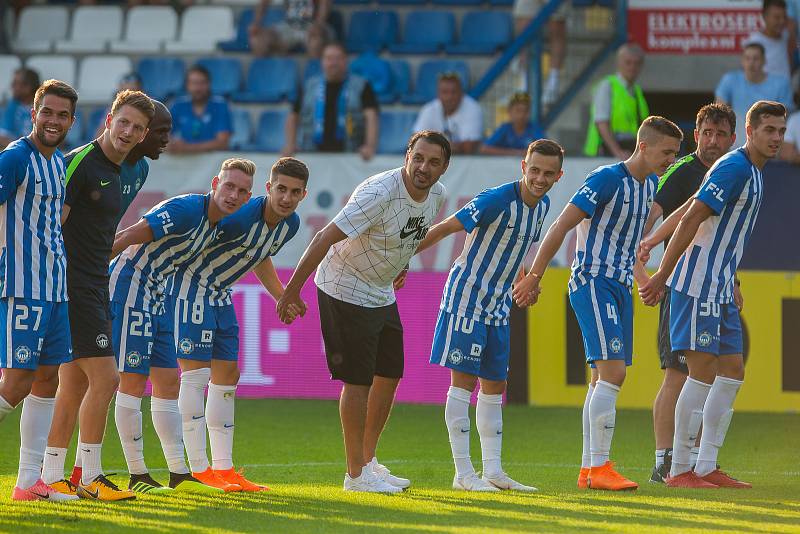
[284,42,379,161]
[0,68,40,149]
[413,72,483,154]
[480,92,545,156]
[168,65,232,154]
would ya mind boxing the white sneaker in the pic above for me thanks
[343,468,402,493]
[369,458,411,489]
[453,472,501,492]
[483,471,538,492]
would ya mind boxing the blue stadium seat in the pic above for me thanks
[378,111,417,154]
[351,52,392,97]
[304,59,321,81]
[346,11,398,52]
[138,57,185,101]
[246,110,288,152]
[432,0,482,5]
[219,7,285,52]
[88,107,108,141]
[446,11,512,55]
[378,0,426,4]
[334,0,370,4]
[229,108,252,150]
[383,59,411,104]
[401,60,469,105]
[234,58,297,103]
[390,11,454,54]
[488,0,514,5]
[572,0,595,6]
[64,108,84,149]
[197,57,242,96]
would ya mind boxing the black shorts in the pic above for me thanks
[317,288,404,386]
[68,285,114,358]
[658,288,688,374]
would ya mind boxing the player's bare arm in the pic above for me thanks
[111,218,155,259]
[639,199,714,306]
[638,196,694,263]
[277,222,347,323]
[513,203,587,307]
[415,215,464,254]
[253,257,306,321]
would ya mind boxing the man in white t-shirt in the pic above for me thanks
[277,130,449,493]
[413,73,483,154]
[744,0,793,78]
[780,108,800,163]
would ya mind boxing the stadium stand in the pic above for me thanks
[55,5,124,54]
[219,7,285,53]
[345,11,398,52]
[234,58,298,103]
[402,59,470,105]
[138,57,185,102]
[197,57,243,97]
[111,6,179,54]
[0,55,21,102]
[164,6,234,54]
[13,6,69,53]
[378,110,418,154]
[246,109,289,152]
[25,55,76,87]
[389,11,455,54]
[229,107,253,150]
[77,55,133,105]
[446,10,513,55]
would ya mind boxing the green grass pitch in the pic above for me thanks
[0,399,797,533]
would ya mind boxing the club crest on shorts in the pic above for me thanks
[179,337,195,355]
[609,337,623,354]
[96,334,109,349]
[126,351,142,367]
[697,331,713,348]
[14,345,31,364]
[448,348,464,365]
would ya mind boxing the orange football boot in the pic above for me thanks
[665,470,719,489]
[700,469,751,489]
[577,467,589,489]
[214,468,270,492]
[587,461,638,491]
[192,467,242,492]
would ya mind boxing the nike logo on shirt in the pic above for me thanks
[192,415,204,420]
[100,180,111,187]
[223,424,234,428]
[133,435,143,442]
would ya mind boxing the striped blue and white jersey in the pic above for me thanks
[0,137,68,301]
[109,193,219,314]
[668,148,763,303]
[568,162,657,292]
[441,181,549,326]
[171,196,300,306]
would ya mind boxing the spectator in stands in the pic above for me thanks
[480,92,545,156]
[744,0,794,78]
[284,42,378,161]
[168,65,232,155]
[413,72,483,155]
[513,0,567,106]
[716,42,794,143]
[780,88,800,163]
[249,0,332,59]
[0,68,39,149]
[583,43,648,158]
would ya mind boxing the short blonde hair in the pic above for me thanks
[111,90,155,123]
[220,158,257,177]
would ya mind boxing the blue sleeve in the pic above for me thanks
[454,188,506,233]
[0,148,23,205]
[214,101,232,135]
[271,213,300,256]
[715,73,732,103]
[695,158,749,215]
[569,169,618,218]
[483,124,508,147]
[169,103,183,136]
[144,196,199,240]
[533,196,550,242]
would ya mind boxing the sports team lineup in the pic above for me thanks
[0,79,794,526]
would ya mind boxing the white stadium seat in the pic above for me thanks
[0,56,21,101]
[14,6,69,53]
[26,55,76,87]
[164,6,234,53]
[111,6,178,53]
[55,6,123,53]
[77,56,133,105]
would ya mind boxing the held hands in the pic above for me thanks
[512,272,542,308]
[276,289,308,324]
[637,237,655,264]
[638,270,666,307]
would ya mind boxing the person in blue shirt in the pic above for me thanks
[639,100,787,489]
[414,139,562,493]
[514,116,683,492]
[480,92,545,156]
[0,68,40,149]
[168,65,232,155]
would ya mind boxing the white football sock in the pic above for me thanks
[74,432,82,468]
[695,376,742,477]
[151,396,190,474]
[670,377,711,477]
[655,449,666,469]
[80,442,103,484]
[179,368,210,473]
[115,392,147,475]
[42,447,68,485]
[16,395,55,489]
[445,386,474,478]
[581,384,595,468]
[589,380,619,468]
[207,383,236,471]
[0,395,14,423]
[476,391,503,478]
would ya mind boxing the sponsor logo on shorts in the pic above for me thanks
[448,348,464,365]
[609,337,623,354]
[179,337,195,355]
[14,345,31,364]
[470,343,482,357]
[96,334,109,349]
[126,351,142,368]
[697,331,713,348]
[201,330,213,344]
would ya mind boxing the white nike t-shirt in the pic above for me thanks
[315,167,445,307]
